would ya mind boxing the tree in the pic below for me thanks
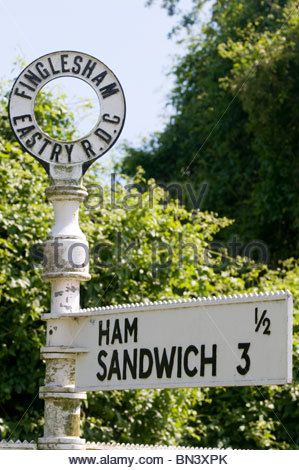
[0,77,298,448]
[121,0,299,262]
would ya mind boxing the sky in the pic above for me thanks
[0,0,205,168]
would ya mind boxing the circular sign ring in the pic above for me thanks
[9,51,126,167]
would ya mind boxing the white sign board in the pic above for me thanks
[45,292,292,391]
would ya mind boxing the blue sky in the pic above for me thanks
[0,0,208,168]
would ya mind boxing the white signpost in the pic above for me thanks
[7,50,127,450]
[4,50,293,451]
[43,292,292,392]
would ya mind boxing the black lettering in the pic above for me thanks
[263,317,271,335]
[38,139,51,155]
[81,59,97,79]
[23,69,42,87]
[61,54,70,73]
[100,82,119,99]
[124,318,138,343]
[103,113,121,124]
[94,128,112,144]
[184,345,198,377]
[50,143,62,162]
[154,347,176,378]
[14,87,32,100]
[139,349,153,379]
[177,346,182,378]
[26,131,42,148]
[123,349,137,380]
[255,308,271,335]
[107,350,121,380]
[111,319,122,344]
[97,350,107,381]
[72,55,83,74]
[91,71,107,87]
[47,57,60,75]
[19,81,36,92]
[200,344,217,376]
[99,319,110,346]
[236,343,250,375]
[65,144,74,162]
[81,139,96,158]
[17,125,35,138]
[35,62,50,79]
[13,114,32,125]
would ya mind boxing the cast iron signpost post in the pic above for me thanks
[5,51,293,451]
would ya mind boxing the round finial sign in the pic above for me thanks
[9,51,126,170]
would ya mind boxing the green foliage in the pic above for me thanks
[0,83,75,438]
[83,388,199,445]
[121,0,299,261]
[34,89,76,141]
[0,75,298,448]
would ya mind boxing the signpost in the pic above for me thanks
[43,292,292,391]
[4,50,293,450]
[8,51,126,450]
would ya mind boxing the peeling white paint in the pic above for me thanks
[39,184,89,450]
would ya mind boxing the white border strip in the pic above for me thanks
[42,290,292,320]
